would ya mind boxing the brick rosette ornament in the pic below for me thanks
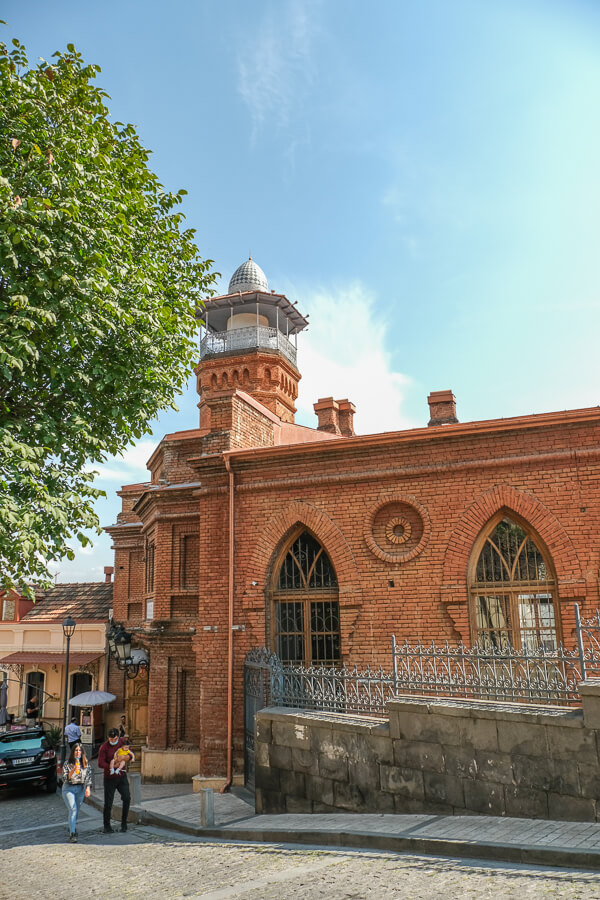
[364,495,431,564]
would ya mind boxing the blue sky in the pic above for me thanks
[6,0,600,582]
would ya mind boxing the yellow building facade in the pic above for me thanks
[0,582,113,737]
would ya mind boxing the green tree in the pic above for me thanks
[0,34,216,592]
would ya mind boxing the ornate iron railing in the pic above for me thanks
[244,607,600,723]
[200,325,297,367]
[574,603,600,679]
[273,663,396,717]
[391,636,582,706]
[270,641,583,715]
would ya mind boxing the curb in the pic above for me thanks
[86,793,600,870]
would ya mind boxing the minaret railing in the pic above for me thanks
[200,325,297,367]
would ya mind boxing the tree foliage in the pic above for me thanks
[0,33,216,592]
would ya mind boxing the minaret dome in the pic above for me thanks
[228,257,269,294]
[197,256,309,424]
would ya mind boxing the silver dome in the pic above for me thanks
[228,257,269,294]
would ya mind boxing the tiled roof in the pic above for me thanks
[22,582,112,622]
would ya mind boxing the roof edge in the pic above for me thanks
[205,404,600,465]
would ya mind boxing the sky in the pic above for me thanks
[5,0,600,582]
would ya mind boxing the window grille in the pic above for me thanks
[470,517,558,650]
[273,531,340,665]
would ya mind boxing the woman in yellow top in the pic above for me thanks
[62,744,92,842]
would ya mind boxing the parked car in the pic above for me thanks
[0,727,57,793]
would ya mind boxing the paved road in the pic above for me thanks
[2,788,600,899]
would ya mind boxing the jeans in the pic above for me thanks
[103,776,130,829]
[62,783,85,835]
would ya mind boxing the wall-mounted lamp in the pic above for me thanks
[106,621,149,679]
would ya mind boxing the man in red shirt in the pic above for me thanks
[97,728,130,833]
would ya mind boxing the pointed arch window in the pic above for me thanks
[272,530,340,665]
[469,516,559,651]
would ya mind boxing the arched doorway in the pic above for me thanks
[69,671,92,719]
[270,529,341,665]
[469,514,559,651]
[25,671,45,718]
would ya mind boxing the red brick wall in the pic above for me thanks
[196,349,300,423]
[107,656,126,711]
[108,397,600,777]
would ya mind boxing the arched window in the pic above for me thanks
[272,530,340,665]
[469,515,559,651]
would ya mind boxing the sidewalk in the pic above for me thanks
[88,768,600,870]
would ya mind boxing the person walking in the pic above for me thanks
[62,744,92,842]
[64,716,82,749]
[97,728,130,834]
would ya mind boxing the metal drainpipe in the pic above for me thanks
[221,455,235,793]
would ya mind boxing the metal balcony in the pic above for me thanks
[200,325,297,368]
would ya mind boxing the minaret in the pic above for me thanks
[195,258,308,426]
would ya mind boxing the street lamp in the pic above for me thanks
[61,616,76,765]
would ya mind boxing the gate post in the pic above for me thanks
[244,648,282,791]
[575,602,587,681]
[391,634,398,695]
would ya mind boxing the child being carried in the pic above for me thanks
[110,738,135,775]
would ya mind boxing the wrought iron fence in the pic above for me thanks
[270,642,583,715]
[246,605,600,720]
[575,603,600,679]
[391,636,582,706]
[273,662,396,717]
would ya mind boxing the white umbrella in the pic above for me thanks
[68,690,117,780]
[68,690,116,707]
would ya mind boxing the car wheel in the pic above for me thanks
[45,777,58,793]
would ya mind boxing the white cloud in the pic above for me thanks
[86,439,155,484]
[237,0,318,140]
[49,441,155,582]
[293,282,414,435]
[48,532,114,585]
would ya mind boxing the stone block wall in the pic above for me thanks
[255,683,600,822]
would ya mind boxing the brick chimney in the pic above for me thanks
[314,397,341,434]
[337,399,356,437]
[427,390,458,426]
[104,566,114,584]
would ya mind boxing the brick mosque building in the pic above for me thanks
[107,257,600,783]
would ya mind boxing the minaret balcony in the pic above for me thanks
[200,325,297,368]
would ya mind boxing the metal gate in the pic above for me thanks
[244,648,279,790]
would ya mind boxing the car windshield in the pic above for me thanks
[0,735,44,752]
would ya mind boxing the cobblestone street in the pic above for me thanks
[2,789,600,899]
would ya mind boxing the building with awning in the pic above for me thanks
[0,579,117,734]
[0,651,104,666]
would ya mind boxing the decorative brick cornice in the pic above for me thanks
[440,484,585,605]
[247,500,361,599]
